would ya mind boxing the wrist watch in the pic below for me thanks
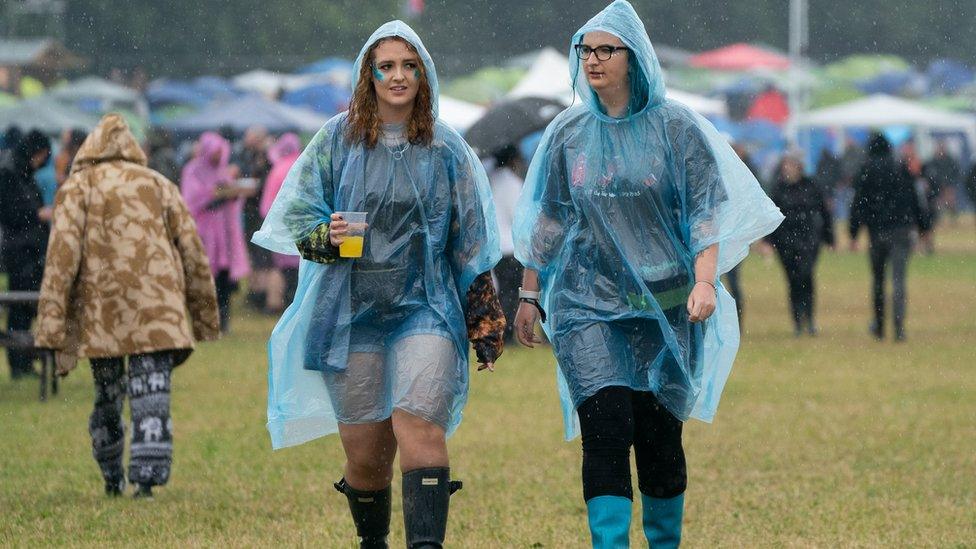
[518,287,546,323]
[518,287,541,300]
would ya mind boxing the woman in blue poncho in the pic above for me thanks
[512,2,782,547]
[253,21,504,549]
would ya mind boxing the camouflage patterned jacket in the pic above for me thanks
[34,114,220,367]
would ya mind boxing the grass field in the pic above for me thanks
[2,221,974,548]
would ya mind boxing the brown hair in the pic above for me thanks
[346,37,435,149]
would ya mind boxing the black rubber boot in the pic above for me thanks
[334,478,392,549]
[401,467,462,549]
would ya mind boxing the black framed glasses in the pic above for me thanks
[574,44,629,61]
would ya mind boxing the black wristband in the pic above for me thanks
[519,297,547,323]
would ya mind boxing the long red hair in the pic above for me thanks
[346,37,434,149]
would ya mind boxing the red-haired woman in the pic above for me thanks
[253,21,504,549]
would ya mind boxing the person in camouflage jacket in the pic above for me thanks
[34,113,220,498]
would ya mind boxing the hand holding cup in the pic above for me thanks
[329,213,348,247]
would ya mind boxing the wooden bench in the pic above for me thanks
[0,291,57,401]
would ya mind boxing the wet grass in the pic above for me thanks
[1,219,974,547]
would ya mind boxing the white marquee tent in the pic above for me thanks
[438,95,486,132]
[797,94,976,159]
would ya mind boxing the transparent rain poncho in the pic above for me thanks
[513,0,783,439]
[253,21,500,449]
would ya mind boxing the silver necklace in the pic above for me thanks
[384,135,410,160]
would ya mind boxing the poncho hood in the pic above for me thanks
[352,20,440,119]
[268,133,301,164]
[570,0,666,122]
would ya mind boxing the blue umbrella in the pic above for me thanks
[298,57,353,75]
[281,83,350,115]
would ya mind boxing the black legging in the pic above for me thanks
[775,244,820,327]
[214,270,238,333]
[577,385,686,501]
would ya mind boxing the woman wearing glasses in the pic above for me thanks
[512,2,782,546]
[253,21,503,548]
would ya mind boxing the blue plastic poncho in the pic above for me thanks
[253,21,500,449]
[513,0,783,440]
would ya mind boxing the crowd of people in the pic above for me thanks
[0,1,975,546]
[0,122,309,332]
[744,132,968,341]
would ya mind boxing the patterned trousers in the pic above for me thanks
[89,351,174,487]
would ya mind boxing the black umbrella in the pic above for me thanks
[464,97,565,158]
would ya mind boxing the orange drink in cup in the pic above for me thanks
[336,211,368,258]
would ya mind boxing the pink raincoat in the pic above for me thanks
[181,132,251,281]
[261,133,302,270]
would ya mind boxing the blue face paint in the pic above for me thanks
[413,69,421,80]
[372,66,385,81]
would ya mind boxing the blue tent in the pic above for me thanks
[191,76,243,99]
[160,95,329,134]
[281,83,350,115]
[297,57,353,75]
[927,59,975,94]
[856,70,927,96]
[146,80,215,108]
[146,77,244,108]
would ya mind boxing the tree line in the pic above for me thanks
[48,0,975,77]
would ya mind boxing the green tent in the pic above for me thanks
[443,67,525,105]
[822,55,911,84]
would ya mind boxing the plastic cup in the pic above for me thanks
[235,177,259,190]
[336,211,367,258]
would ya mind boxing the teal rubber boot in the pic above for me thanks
[641,493,684,548]
[586,495,632,548]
